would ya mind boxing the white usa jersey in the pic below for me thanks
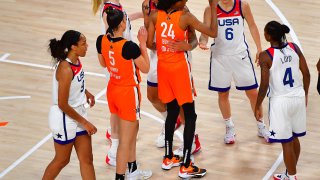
[211,0,248,55]
[52,58,86,107]
[266,43,305,97]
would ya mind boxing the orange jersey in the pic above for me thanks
[101,35,141,86]
[155,10,188,63]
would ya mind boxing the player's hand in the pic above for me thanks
[255,50,262,66]
[83,120,97,136]
[85,90,95,108]
[199,42,209,50]
[137,26,148,43]
[254,107,263,121]
[167,40,191,52]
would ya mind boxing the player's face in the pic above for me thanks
[220,0,232,5]
[75,34,88,57]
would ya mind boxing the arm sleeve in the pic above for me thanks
[122,41,141,60]
[96,35,103,54]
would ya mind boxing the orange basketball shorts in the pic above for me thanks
[157,59,194,105]
[107,83,141,121]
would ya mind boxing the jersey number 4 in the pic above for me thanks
[283,67,295,87]
[161,22,175,39]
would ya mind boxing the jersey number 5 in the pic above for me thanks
[109,51,115,66]
[283,67,295,87]
[161,22,175,39]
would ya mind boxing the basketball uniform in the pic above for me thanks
[266,43,306,143]
[49,58,88,144]
[156,10,194,105]
[97,35,142,121]
[103,2,132,40]
[209,0,257,92]
[147,1,193,87]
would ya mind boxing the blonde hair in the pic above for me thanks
[92,0,103,15]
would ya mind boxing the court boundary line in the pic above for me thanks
[0,96,31,100]
[263,0,303,179]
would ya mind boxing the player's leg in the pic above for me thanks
[42,142,73,180]
[106,114,120,166]
[74,134,95,180]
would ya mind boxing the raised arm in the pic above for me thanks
[147,11,157,50]
[254,51,272,120]
[134,27,150,73]
[142,0,151,28]
[242,0,262,64]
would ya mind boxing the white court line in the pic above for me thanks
[0,58,105,78]
[0,96,31,100]
[263,0,303,179]
[0,88,106,178]
[0,53,10,61]
[96,99,184,141]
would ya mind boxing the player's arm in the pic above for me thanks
[142,0,150,28]
[242,0,262,64]
[147,11,157,50]
[129,12,144,21]
[255,51,271,120]
[56,62,97,135]
[184,0,218,38]
[184,7,198,50]
[295,44,310,99]
[96,35,106,68]
[199,6,211,50]
[135,27,150,73]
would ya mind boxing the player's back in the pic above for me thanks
[155,10,187,63]
[267,43,304,98]
[101,35,141,86]
[211,0,247,55]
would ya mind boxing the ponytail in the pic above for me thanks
[265,21,290,45]
[48,30,81,63]
[92,0,102,15]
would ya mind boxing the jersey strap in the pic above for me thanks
[266,48,275,61]
[288,42,298,53]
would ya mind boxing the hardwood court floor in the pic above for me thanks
[0,0,319,179]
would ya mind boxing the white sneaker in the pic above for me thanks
[173,134,201,156]
[273,173,289,180]
[224,126,235,144]
[126,169,152,180]
[155,124,165,148]
[257,123,270,142]
[105,150,116,166]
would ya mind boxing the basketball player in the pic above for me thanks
[199,0,270,144]
[147,0,219,178]
[255,21,310,180]
[142,0,201,155]
[96,7,152,180]
[43,30,97,180]
[92,0,139,167]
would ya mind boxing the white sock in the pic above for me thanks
[225,118,234,127]
[110,138,119,154]
[288,174,297,180]
[257,120,265,128]
[160,111,167,119]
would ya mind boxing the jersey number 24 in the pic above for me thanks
[161,22,175,39]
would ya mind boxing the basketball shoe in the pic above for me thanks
[273,173,289,180]
[178,162,206,179]
[173,134,201,156]
[126,169,152,180]
[162,155,182,170]
[156,117,182,148]
[224,125,235,144]
[105,148,116,166]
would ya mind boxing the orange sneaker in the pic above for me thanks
[179,163,206,178]
[162,155,182,170]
